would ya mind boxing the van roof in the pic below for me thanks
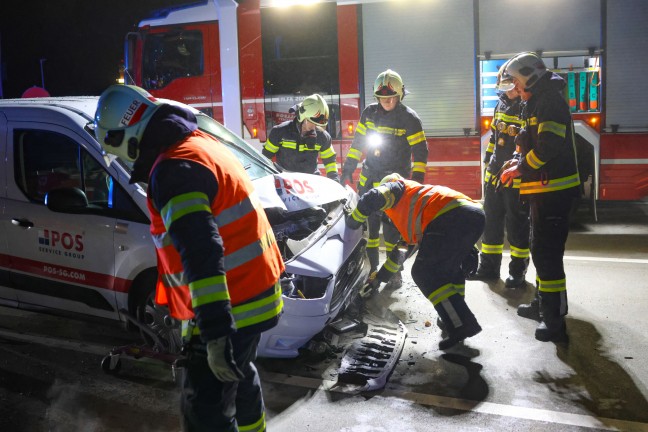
[0,96,99,122]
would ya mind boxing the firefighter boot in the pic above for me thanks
[466,253,501,281]
[535,291,568,343]
[384,270,402,290]
[437,296,482,350]
[517,288,541,322]
[505,257,529,288]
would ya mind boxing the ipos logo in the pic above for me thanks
[38,229,84,252]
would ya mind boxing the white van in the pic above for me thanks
[0,96,369,358]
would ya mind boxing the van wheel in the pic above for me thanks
[136,288,183,354]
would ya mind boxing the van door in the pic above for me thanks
[0,111,18,306]
[3,123,121,319]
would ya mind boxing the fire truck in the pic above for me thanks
[124,0,648,203]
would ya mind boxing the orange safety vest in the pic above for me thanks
[385,180,479,244]
[147,130,285,320]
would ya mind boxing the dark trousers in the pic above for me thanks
[480,183,530,276]
[528,190,575,318]
[359,180,400,271]
[411,205,485,329]
[181,332,265,432]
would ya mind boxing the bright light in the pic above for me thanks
[368,134,382,148]
[589,116,598,125]
[252,126,258,138]
[484,119,490,129]
[347,122,354,135]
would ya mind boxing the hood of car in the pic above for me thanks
[254,172,347,212]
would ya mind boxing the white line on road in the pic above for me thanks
[261,372,648,431]
[502,253,648,265]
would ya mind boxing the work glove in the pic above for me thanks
[411,171,425,184]
[327,172,341,184]
[359,271,380,298]
[345,212,363,230]
[206,336,245,382]
[340,169,354,185]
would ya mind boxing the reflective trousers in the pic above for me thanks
[181,332,265,432]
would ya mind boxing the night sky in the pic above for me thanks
[0,0,191,98]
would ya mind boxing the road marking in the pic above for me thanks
[502,252,648,265]
[261,371,648,431]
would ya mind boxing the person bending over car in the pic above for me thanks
[95,84,284,432]
[346,173,484,350]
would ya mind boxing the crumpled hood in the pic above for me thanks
[254,172,347,212]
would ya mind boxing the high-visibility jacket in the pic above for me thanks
[342,103,428,187]
[262,119,339,181]
[148,130,284,327]
[516,72,580,195]
[484,93,523,189]
[350,179,480,245]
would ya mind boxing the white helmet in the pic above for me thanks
[94,85,162,162]
[297,94,329,127]
[495,58,515,92]
[374,69,405,100]
[379,172,404,185]
[501,52,548,90]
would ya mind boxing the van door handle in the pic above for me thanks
[11,218,34,229]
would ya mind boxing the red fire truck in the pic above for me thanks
[124,0,648,202]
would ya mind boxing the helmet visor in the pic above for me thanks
[307,113,328,127]
[374,86,398,98]
[496,77,515,92]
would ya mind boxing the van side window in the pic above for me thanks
[13,129,146,222]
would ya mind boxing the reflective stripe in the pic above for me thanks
[377,185,395,210]
[281,140,297,149]
[510,245,530,259]
[232,282,283,329]
[347,148,363,161]
[358,173,368,187]
[484,171,520,188]
[384,240,396,252]
[412,161,427,173]
[538,277,566,293]
[367,237,380,248]
[320,147,336,159]
[384,257,400,273]
[364,121,406,136]
[152,231,173,249]
[161,271,186,289]
[224,228,276,271]
[454,283,465,296]
[264,140,279,153]
[538,120,566,138]
[520,173,580,194]
[525,149,545,169]
[215,194,259,228]
[494,112,524,124]
[427,283,455,306]
[355,123,367,135]
[407,130,426,146]
[435,198,482,220]
[486,142,495,153]
[351,207,368,224]
[325,161,338,174]
[481,243,503,255]
[190,275,229,307]
[161,192,211,230]
[239,412,266,432]
[525,117,538,126]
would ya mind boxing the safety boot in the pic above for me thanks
[535,291,568,343]
[436,296,481,350]
[505,274,526,288]
[517,297,541,321]
[439,320,482,350]
[384,271,402,290]
[466,266,500,282]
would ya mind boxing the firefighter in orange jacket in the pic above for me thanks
[346,173,484,350]
[500,52,580,343]
[341,70,428,289]
[95,85,284,431]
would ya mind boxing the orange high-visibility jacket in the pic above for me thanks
[147,130,284,320]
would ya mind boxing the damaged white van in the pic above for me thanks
[0,96,369,358]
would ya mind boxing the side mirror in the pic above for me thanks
[45,187,89,213]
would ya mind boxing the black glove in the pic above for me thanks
[327,172,341,184]
[514,128,530,153]
[411,171,425,184]
[340,171,353,185]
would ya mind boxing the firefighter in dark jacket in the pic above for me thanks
[469,59,530,288]
[95,85,284,431]
[347,173,484,350]
[262,94,340,182]
[500,52,580,343]
[341,69,429,288]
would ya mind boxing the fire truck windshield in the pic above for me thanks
[142,30,204,90]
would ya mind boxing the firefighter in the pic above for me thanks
[341,69,429,288]
[346,173,484,350]
[500,52,580,343]
[262,93,340,182]
[468,59,530,288]
[95,85,284,431]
